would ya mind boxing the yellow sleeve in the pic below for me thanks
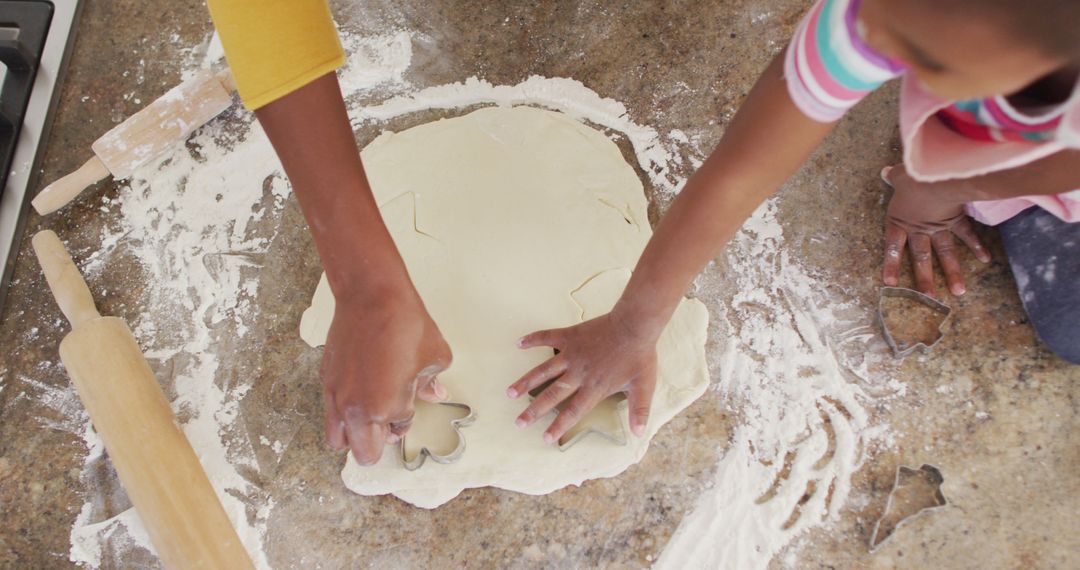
[206,0,346,110]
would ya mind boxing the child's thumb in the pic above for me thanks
[880,165,894,186]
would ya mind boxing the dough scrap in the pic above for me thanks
[300,106,709,508]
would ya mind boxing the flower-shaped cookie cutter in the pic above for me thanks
[399,402,477,471]
[878,287,953,358]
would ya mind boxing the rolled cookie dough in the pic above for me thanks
[300,106,709,508]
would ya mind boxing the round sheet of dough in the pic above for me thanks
[300,106,709,508]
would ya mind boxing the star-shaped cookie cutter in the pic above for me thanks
[399,402,477,471]
[877,287,953,358]
[529,379,629,451]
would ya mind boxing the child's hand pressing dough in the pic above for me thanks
[507,311,659,443]
[321,292,452,465]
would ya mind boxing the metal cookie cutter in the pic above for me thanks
[557,396,629,451]
[878,287,953,358]
[399,402,477,471]
[870,464,949,553]
[529,380,629,451]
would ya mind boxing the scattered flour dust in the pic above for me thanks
[337,30,415,95]
[70,103,286,568]
[56,25,893,570]
[656,201,897,569]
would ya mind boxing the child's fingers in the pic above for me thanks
[932,231,966,296]
[626,370,656,438]
[907,233,937,297]
[882,223,908,286]
[346,419,390,466]
[516,374,579,429]
[880,164,901,187]
[416,377,450,403]
[506,355,568,399]
[952,218,991,263]
[323,388,348,451]
[543,389,606,444]
[387,412,415,438]
[518,328,565,349]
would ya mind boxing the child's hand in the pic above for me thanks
[881,164,992,297]
[506,312,659,443]
[321,292,452,465]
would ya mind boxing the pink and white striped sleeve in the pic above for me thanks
[783,0,906,123]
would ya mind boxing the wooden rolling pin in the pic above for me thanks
[31,69,237,216]
[32,230,254,570]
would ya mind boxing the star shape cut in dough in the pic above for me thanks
[528,375,629,451]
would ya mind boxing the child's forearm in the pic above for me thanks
[948,150,1080,203]
[255,73,418,306]
[614,50,834,336]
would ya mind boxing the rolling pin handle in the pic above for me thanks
[31,230,101,328]
[215,68,237,93]
[31,156,110,216]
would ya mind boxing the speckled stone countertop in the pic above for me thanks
[0,0,1076,568]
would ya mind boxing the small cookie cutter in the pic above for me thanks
[399,402,477,471]
[878,287,953,358]
[529,380,629,451]
[869,464,949,553]
[557,396,629,451]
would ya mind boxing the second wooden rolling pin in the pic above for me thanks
[32,230,254,570]
[31,69,237,216]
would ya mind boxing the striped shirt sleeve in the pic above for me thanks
[783,0,906,122]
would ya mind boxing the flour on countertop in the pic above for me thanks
[338,30,415,96]
[61,28,439,569]
[64,31,288,569]
[656,200,899,569]
[352,75,685,194]
[178,31,225,82]
[70,114,283,569]
[52,24,892,569]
